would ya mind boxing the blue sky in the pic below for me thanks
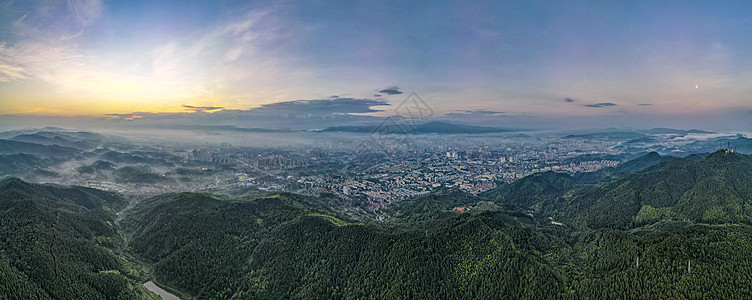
[0,0,751,128]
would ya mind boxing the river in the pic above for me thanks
[143,281,180,300]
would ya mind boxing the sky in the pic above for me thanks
[0,0,751,129]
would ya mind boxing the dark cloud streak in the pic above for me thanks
[584,102,617,108]
[443,110,506,117]
[462,110,505,115]
[250,98,388,116]
[183,105,224,112]
[96,98,390,129]
[378,87,402,95]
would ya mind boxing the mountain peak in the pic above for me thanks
[0,176,28,189]
[706,149,745,162]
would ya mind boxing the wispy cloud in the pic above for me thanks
[0,44,27,81]
[563,98,575,102]
[638,103,652,106]
[66,0,103,26]
[0,0,204,104]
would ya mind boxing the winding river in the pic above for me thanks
[143,281,180,300]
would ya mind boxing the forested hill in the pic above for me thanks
[120,191,567,299]
[118,192,336,298]
[541,150,752,229]
[572,151,674,184]
[480,171,578,209]
[481,152,675,210]
[483,150,752,229]
[0,177,128,212]
[0,177,156,299]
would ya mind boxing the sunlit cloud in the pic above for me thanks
[0,46,27,82]
[0,2,307,114]
[105,113,143,121]
[0,4,197,106]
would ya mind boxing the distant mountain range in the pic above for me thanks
[562,128,715,141]
[639,128,714,135]
[684,135,752,154]
[180,125,291,133]
[8,131,107,150]
[562,131,649,140]
[0,139,81,160]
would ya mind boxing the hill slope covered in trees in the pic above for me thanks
[540,150,752,229]
[0,177,156,299]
